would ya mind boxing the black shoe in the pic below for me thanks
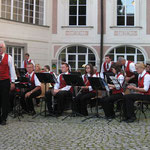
[29,111,36,116]
[105,115,115,120]
[125,117,136,123]
[1,120,6,126]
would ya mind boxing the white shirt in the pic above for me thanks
[115,73,124,86]
[138,70,150,92]
[100,62,112,79]
[0,53,17,82]
[26,71,41,87]
[122,60,136,73]
[54,72,71,91]
[82,74,97,91]
[21,59,35,68]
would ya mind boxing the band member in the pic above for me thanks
[45,63,72,116]
[21,63,41,115]
[94,66,99,77]
[123,62,150,123]
[102,63,124,119]
[100,55,113,79]
[118,57,136,84]
[21,53,35,68]
[35,64,41,73]
[146,61,150,74]
[74,64,96,116]
[0,41,17,125]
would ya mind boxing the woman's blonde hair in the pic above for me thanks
[135,62,146,69]
[35,64,41,72]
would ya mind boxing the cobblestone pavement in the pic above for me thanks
[0,109,150,150]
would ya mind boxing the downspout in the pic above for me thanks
[100,0,104,69]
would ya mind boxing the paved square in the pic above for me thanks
[0,109,150,150]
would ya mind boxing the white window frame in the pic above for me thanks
[107,46,146,64]
[69,0,87,26]
[117,0,135,26]
[57,46,96,73]
[7,46,24,68]
[1,0,45,25]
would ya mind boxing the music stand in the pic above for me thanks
[82,77,110,122]
[104,72,114,84]
[32,73,57,118]
[62,74,86,121]
[17,68,27,77]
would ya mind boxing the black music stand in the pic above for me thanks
[17,68,27,77]
[82,77,110,122]
[62,74,86,121]
[32,73,57,118]
[104,72,114,84]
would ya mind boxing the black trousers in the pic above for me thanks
[0,79,10,121]
[123,94,150,118]
[102,93,123,117]
[45,90,72,114]
[75,92,96,116]
[21,88,41,112]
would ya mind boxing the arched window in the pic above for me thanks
[58,46,96,73]
[107,46,146,63]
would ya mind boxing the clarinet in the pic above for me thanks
[76,74,89,96]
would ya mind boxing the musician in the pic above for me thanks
[100,55,113,79]
[146,61,150,74]
[74,64,96,116]
[118,57,136,84]
[94,66,99,77]
[21,63,41,115]
[21,53,35,68]
[102,63,124,119]
[0,41,17,125]
[123,62,150,123]
[35,64,41,73]
[45,63,72,116]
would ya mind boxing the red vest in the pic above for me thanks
[24,59,32,68]
[112,73,124,94]
[25,72,35,87]
[83,74,96,93]
[59,73,73,92]
[0,54,10,80]
[103,62,113,72]
[125,61,134,77]
[95,72,99,77]
[138,72,150,95]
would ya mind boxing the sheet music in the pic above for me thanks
[109,76,121,90]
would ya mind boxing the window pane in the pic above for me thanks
[68,46,76,53]
[69,16,77,25]
[127,16,134,26]
[126,6,134,15]
[137,55,144,61]
[69,6,77,15]
[78,55,85,61]
[126,47,135,53]
[70,0,77,5]
[117,6,125,15]
[88,54,95,61]
[79,0,86,5]
[116,47,125,53]
[79,6,86,15]
[117,0,125,5]
[117,16,125,25]
[78,16,86,25]
[78,46,87,53]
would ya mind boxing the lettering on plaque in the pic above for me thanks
[114,31,138,36]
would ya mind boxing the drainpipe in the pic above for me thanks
[100,0,104,70]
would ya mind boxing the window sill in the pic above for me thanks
[0,17,50,28]
[110,26,142,29]
[61,26,94,29]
